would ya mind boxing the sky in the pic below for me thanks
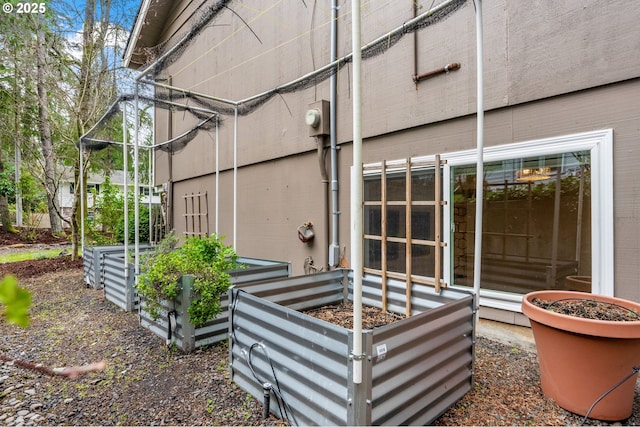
[43,0,142,91]
[49,0,140,33]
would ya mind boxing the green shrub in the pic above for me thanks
[115,204,150,243]
[137,232,239,327]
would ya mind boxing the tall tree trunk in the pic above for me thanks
[35,20,63,234]
[70,0,96,260]
[70,157,82,260]
[13,48,23,228]
[0,149,16,233]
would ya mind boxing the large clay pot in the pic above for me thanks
[522,290,640,421]
[564,275,591,292]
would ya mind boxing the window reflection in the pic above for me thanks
[452,151,592,293]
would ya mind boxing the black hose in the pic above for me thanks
[233,290,298,425]
[246,342,298,426]
[581,366,640,425]
[167,309,177,344]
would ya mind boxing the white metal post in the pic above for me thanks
[123,103,129,279]
[233,106,238,249]
[80,140,85,255]
[14,143,22,227]
[134,87,140,280]
[215,115,219,234]
[472,0,484,318]
[351,0,363,385]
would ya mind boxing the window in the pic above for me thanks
[451,151,591,294]
[139,186,159,196]
[69,183,100,194]
[362,129,613,313]
[442,129,613,310]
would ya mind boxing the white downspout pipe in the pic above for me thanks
[472,0,484,319]
[350,0,363,385]
[329,0,340,267]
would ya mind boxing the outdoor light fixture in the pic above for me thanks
[516,167,552,181]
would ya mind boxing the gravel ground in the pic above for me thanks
[2,263,640,425]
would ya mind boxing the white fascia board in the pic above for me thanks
[123,0,152,68]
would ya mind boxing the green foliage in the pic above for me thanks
[0,170,15,199]
[0,249,72,263]
[138,232,239,327]
[484,174,591,203]
[0,275,31,328]
[84,179,152,245]
[94,176,123,237]
[115,204,150,244]
[18,171,47,213]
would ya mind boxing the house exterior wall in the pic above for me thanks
[137,1,640,303]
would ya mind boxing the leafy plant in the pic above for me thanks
[0,169,15,199]
[115,204,150,244]
[86,178,153,245]
[138,232,240,327]
[0,275,31,328]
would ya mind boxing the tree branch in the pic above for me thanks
[0,352,106,379]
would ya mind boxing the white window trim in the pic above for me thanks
[440,129,614,313]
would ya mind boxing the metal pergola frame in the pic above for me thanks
[77,91,221,288]
[77,0,484,397]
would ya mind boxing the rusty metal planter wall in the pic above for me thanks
[229,270,475,426]
[138,258,291,352]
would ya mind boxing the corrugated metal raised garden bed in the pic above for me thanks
[82,244,152,289]
[229,269,475,426]
[82,244,153,289]
[138,257,291,352]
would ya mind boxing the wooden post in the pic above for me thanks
[205,191,210,235]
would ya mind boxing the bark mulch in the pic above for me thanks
[2,243,640,425]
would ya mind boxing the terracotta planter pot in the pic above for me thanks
[522,290,640,421]
[564,275,592,292]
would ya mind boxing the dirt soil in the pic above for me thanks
[532,297,640,321]
[0,228,69,246]
[2,229,640,425]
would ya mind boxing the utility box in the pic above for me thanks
[306,100,330,137]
